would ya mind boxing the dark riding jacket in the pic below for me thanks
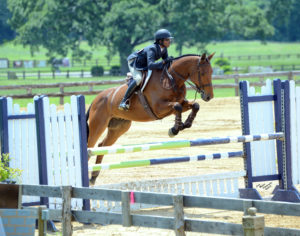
[127,43,168,71]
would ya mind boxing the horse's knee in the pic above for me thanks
[173,103,182,113]
[192,103,200,112]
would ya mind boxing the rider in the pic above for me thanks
[118,29,174,111]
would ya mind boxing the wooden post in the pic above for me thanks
[66,70,69,78]
[23,71,25,80]
[121,191,132,227]
[52,70,55,79]
[61,186,72,236]
[242,207,265,236]
[173,195,185,236]
[38,71,41,80]
[81,69,84,78]
[243,200,253,215]
[234,75,239,96]
[38,206,47,236]
[288,71,293,81]
[18,185,22,209]
[60,85,64,105]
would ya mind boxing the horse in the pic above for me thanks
[86,53,215,185]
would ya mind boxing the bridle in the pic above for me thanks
[167,57,212,97]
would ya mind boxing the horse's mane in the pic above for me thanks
[172,54,201,60]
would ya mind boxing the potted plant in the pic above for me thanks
[0,154,22,208]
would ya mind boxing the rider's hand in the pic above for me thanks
[163,56,174,64]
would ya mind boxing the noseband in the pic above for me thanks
[168,57,212,95]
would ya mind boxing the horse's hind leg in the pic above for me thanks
[90,118,132,185]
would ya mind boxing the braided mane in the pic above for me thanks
[172,54,201,60]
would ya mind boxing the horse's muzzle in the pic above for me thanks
[201,93,212,102]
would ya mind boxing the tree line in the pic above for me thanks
[1,0,300,74]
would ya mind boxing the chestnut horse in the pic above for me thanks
[86,53,214,184]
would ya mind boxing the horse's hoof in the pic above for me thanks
[168,128,178,137]
[178,122,184,131]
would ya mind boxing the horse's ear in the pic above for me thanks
[208,52,215,61]
[201,53,206,61]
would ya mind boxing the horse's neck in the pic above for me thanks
[170,61,191,87]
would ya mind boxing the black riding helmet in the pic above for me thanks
[154,29,173,43]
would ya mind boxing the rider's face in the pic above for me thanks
[163,38,171,48]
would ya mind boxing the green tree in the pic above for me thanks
[160,0,228,54]
[7,0,161,74]
[99,0,161,73]
[0,0,15,44]
[7,0,277,75]
[223,2,274,41]
[159,0,274,54]
[263,0,300,41]
[7,0,108,57]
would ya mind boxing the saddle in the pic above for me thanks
[125,71,159,119]
[126,70,152,92]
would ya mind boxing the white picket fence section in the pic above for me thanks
[92,171,246,212]
[246,79,278,177]
[6,97,39,204]
[5,96,84,209]
[289,81,300,184]
[42,96,83,209]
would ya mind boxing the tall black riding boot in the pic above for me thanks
[118,80,138,111]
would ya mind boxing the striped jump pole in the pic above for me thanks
[88,133,284,156]
[89,151,244,172]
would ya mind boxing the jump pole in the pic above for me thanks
[89,151,244,171]
[88,133,284,156]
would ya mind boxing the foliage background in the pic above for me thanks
[1,0,299,74]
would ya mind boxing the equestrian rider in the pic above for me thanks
[118,29,174,111]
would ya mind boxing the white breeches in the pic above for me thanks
[128,59,143,85]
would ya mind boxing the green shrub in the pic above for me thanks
[0,154,22,183]
[91,66,104,77]
[110,65,121,76]
[223,65,232,73]
[214,58,230,67]
[214,57,232,73]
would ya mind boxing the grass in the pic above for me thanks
[1,40,300,106]
[1,40,300,69]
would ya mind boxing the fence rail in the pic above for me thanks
[19,184,300,236]
[1,53,300,69]
[1,64,300,80]
[1,71,300,104]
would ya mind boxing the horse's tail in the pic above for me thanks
[86,105,91,142]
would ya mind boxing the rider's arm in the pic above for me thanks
[162,49,168,60]
[147,48,164,70]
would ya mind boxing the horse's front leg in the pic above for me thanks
[168,102,184,137]
[181,100,200,129]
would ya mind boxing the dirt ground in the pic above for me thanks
[46,97,300,235]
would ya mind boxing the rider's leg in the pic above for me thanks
[119,60,142,111]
